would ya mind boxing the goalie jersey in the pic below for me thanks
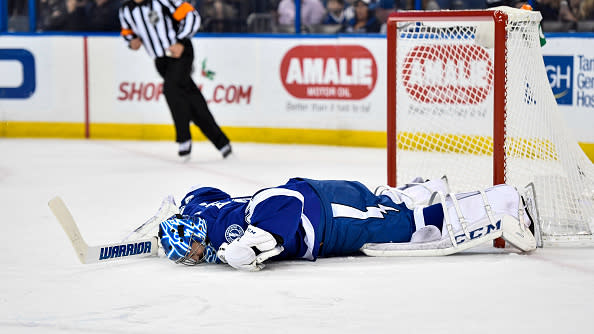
[179,178,416,261]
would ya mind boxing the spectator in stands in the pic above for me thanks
[199,0,239,32]
[86,0,121,31]
[577,0,594,19]
[345,0,381,33]
[559,0,579,22]
[343,0,356,20]
[6,0,29,31]
[517,1,589,31]
[38,0,62,30]
[277,0,326,25]
[431,0,484,10]
[375,0,396,33]
[39,0,88,31]
[569,0,582,17]
[248,0,281,13]
[486,0,524,8]
[566,0,594,22]
[8,0,27,16]
[323,0,348,25]
[525,0,577,30]
[424,0,441,9]
[531,0,568,21]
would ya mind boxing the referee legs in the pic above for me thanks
[155,41,231,157]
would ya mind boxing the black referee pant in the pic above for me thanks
[155,39,230,150]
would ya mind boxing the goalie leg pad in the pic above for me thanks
[362,184,537,256]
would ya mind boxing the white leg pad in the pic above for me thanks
[361,184,537,256]
[440,185,528,238]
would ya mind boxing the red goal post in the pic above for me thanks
[384,8,594,247]
[386,10,508,189]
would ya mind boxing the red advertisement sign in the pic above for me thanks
[280,45,377,100]
[402,45,493,104]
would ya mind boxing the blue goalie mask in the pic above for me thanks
[158,214,217,265]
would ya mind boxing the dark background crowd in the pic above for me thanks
[4,0,594,33]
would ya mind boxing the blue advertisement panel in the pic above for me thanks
[543,55,573,106]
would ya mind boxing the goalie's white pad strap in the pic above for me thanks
[428,191,459,247]
[448,193,471,240]
[479,190,497,227]
[413,207,426,231]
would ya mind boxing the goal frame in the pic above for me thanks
[386,10,508,189]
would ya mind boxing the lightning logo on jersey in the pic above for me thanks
[331,203,399,219]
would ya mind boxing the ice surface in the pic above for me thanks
[0,139,592,334]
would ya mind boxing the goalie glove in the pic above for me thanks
[224,225,284,271]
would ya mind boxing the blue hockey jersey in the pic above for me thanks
[179,178,415,262]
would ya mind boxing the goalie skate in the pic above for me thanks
[362,184,537,256]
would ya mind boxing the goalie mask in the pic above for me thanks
[158,214,218,265]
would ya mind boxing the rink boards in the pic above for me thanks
[0,34,592,156]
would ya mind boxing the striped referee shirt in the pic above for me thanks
[119,0,201,59]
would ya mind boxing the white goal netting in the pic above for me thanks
[389,7,594,246]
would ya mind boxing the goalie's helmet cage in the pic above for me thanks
[386,7,594,246]
[159,215,208,263]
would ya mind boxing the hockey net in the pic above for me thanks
[386,7,594,246]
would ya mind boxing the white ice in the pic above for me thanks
[1,139,593,334]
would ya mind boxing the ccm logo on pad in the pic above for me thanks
[455,220,501,244]
[280,45,377,100]
[402,45,493,104]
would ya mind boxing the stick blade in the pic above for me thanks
[48,196,160,264]
[48,196,88,263]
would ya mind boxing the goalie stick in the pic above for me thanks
[48,196,159,264]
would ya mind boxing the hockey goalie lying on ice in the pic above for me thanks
[154,176,537,271]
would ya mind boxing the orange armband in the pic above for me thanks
[173,2,195,21]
